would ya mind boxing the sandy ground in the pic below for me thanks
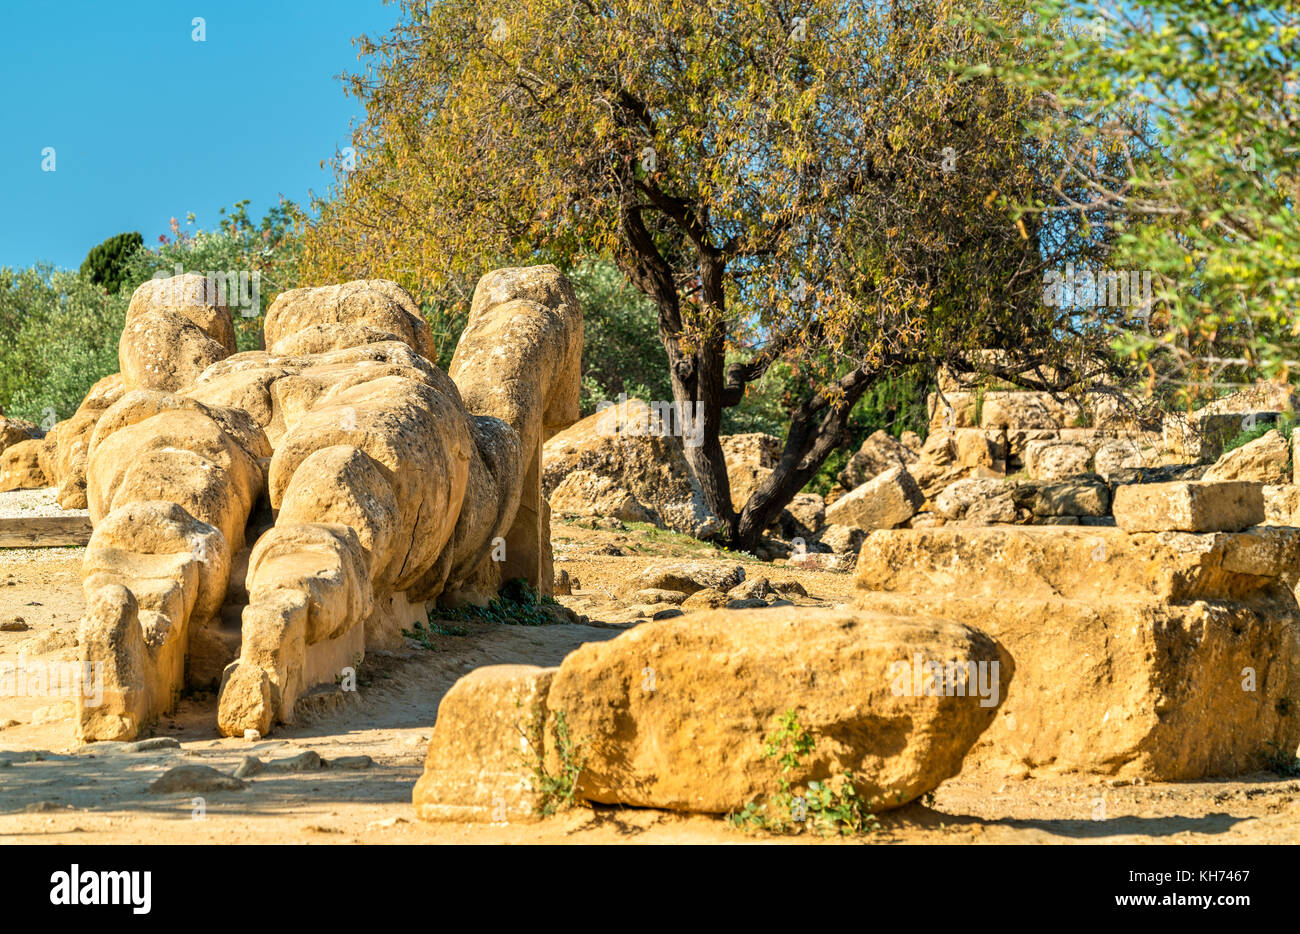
[3,513,1300,845]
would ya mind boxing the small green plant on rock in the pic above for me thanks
[517,702,587,817]
[730,709,882,837]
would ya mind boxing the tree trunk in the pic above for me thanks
[732,366,877,551]
[670,252,738,539]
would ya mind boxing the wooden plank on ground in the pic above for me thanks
[0,515,92,548]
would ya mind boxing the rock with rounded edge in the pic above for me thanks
[1204,429,1289,484]
[149,765,245,793]
[544,606,1011,814]
[627,561,745,596]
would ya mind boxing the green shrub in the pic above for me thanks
[80,231,143,295]
[567,259,672,415]
[120,199,304,352]
[517,704,587,817]
[0,265,127,425]
[426,577,562,628]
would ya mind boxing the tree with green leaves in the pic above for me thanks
[80,231,142,295]
[306,0,1112,548]
[985,1,1300,405]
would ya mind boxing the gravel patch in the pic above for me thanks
[0,487,88,519]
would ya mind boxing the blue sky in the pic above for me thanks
[0,0,397,270]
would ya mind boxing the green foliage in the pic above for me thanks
[0,265,128,424]
[517,703,587,817]
[730,710,883,836]
[80,231,143,295]
[569,259,673,415]
[986,1,1300,403]
[428,577,562,628]
[306,0,1087,546]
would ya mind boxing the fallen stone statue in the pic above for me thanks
[39,267,581,742]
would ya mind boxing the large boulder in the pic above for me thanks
[855,526,1300,779]
[543,607,1011,813]
[1204,429,1289,484]
[0,415,39,453]
[543,398,719,537]
[0,438,48,491]
[546,469,652,523]
[824,466,924,530]
[1112,480,1264,533]
[413,664,557,823]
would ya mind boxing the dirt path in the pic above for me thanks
[2,516,1299,845]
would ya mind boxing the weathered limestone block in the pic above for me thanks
[1204,429,1289,484]
[540,607,1011,814]
[1024,439,1091,480]
[1031,480,1110,518]
[0,438,47,491]
[1264,485,1300,525]
[950,428,1006,472]
[627,561,746,596]
[979,391,1084,430]
[547,469,652,523]
[933,478,1017,524]
[855,526,1300,778]
[927,392,978,431]
[0,415,39,453]
[837,429,917,489]
[1113,481,1264,532]
[413,665,556,823]
[816,523,866,555]
[1093,437,1160,478]
[782,492,827,538]
[720,433,782,471]
[824,466,924,530]
[543,398,718,537]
